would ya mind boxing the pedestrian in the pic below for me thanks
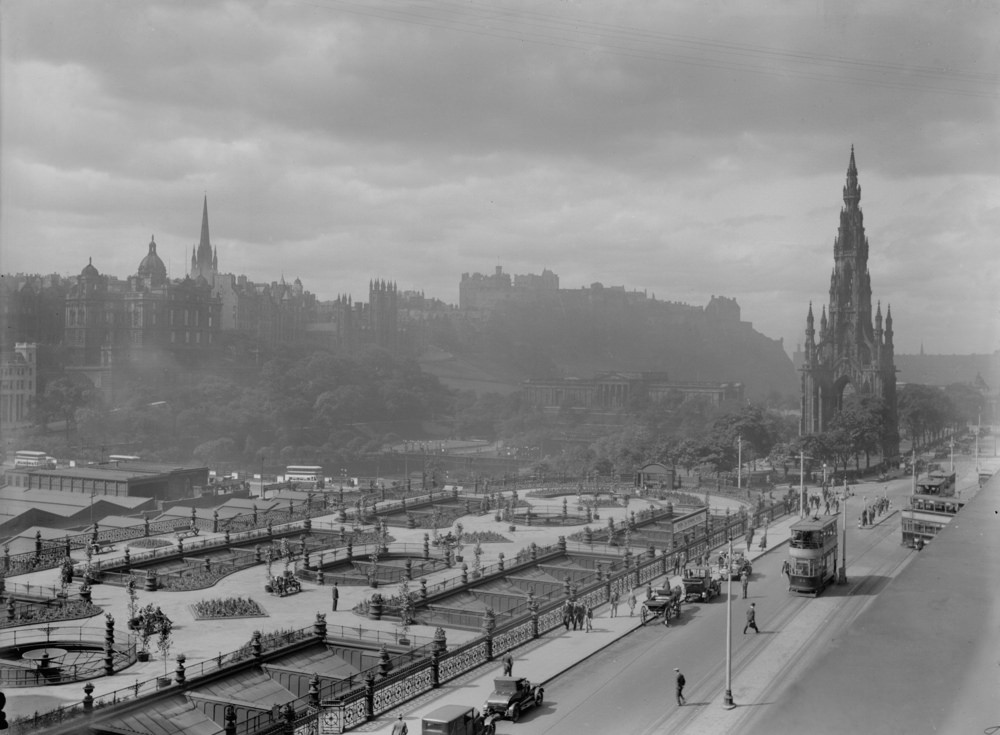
[501,652,513,676]
[743,602,759,634]
[331,582,339,612]
[646,583,653,601]
[610,591,620,617]
[562,600,572,631]
[674,668,686,706]
[390,714,408,735]
[585,605,593,632]
[627,589,637,617]
[780,559,790,578]
[740,570,749,599]
[575,603,585,631]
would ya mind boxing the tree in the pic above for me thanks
[898,385,951,449]
[39,377,91,441]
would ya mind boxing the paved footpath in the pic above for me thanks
[364,508,804,734]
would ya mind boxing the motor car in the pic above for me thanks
[726,555,753,580]
[682,568,721,602]
[483,676,544,722]
[422,704,496,735]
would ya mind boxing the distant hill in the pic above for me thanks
[423,298,799,399]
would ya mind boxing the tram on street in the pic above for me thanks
[787,515,838,596]
[901,471,964,548]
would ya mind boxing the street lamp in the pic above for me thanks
[722,534,736,709]
[838,478,849,584]
[798,450,809,519]
[736,435,742,492]
[259,453,265,499]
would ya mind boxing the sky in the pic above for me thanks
[2,0,998,356]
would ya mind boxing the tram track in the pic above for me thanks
[646,514,914,734]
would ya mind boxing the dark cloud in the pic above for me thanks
[2,0,998,355]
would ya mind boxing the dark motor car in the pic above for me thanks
[483,676,544,722]
[422,704,496,735]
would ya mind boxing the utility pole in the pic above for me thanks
[737,435,742,493]
[722,534,735,709]
[799,450,807,519]
[838,477,848,584]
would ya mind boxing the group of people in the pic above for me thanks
[561,599,595,632]
[859,495,891,527]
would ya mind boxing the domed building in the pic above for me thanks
[65,223,221,393]
[136,235,168,288]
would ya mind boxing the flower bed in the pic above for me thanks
[128,538,174,549]
[191,596,268,620]
[0,599,104,629]
[462,531,510,543]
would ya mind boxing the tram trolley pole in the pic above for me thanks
[723,535,735,709]
[838,479,848,585]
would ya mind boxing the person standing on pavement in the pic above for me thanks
[585,605,593,632]
[740,569,749,599]
[501,652,513,676]
[331,582,339,612]
[575,602,585,631]
[610,591,620,617]
[743,602,759,634]
[390,714,408,735]
[627,589,637,617]
[674,668,686,706]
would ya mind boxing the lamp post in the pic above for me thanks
[838,478,848,584]
[737,435,742,493]
[950,429,955,475]
[799,450,807,519]
[259,453,265,499]
[722,534,735,709]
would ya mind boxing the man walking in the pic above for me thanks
[740,570,749,599]
[743,602,759,634]
[610,591,620,617]
[627,589,637,617]
[585,605,593,632]
[331,582,339,612]
[501,652,513,676]
[390,714,408,735]
[781,559,790,579]
[674,668,686,706]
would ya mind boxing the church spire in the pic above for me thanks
[843,145,861,208]
[199,194,211,254]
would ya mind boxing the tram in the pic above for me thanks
[787,515,838,596]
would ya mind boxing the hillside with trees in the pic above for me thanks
[422,298,799,401]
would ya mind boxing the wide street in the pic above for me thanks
[503,458,983,735]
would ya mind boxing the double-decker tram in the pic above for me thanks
[787,515,838,596]
[901,471,963,548]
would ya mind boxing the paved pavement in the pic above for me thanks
[363,506,806,734]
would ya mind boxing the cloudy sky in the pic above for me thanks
[2,0,998,356]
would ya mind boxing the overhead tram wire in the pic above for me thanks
[300,0,998,100]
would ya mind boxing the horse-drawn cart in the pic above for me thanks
[639,586,683,625]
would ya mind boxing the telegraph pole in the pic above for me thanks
[722,534,735,709]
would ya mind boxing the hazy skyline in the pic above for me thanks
[2,1,998,356]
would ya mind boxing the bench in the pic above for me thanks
[174,525,200,540]
[90,541,116,555]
